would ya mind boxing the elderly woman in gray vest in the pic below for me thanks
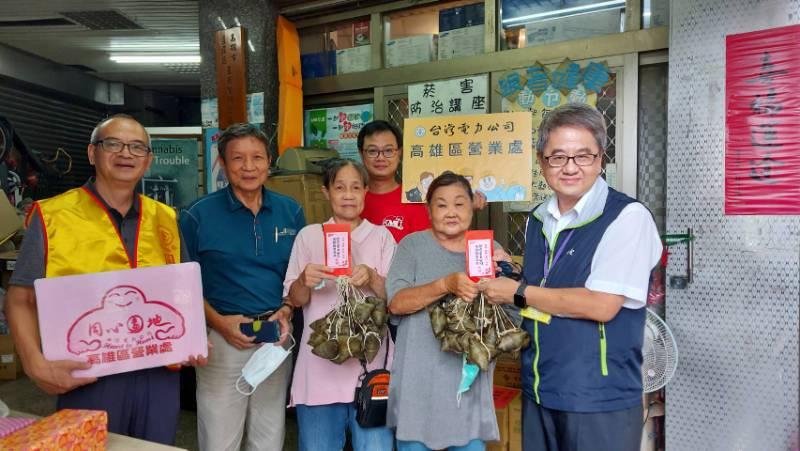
[386,171,509,451]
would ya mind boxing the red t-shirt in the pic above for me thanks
[362,186,431,243]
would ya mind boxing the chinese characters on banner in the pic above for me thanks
[498,59,609,211]
[408,75,488,117]
[215,27,247,129]
[323,223,351,275]
[34,263,208,378]
[304,104,374,161]
[402,112,533,203]
[466,230,495,280]
[725,24,800,215]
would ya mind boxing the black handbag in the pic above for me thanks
[354,338,391,428]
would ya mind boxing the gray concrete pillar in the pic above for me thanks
[199,0,279,152]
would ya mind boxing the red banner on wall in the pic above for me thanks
[725,24,800,215]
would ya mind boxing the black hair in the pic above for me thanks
[217,123,270,161]
[357,120,402,151]
[322,159,369,189]
[425,171,474,205]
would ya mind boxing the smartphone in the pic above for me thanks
[240,320,281,343]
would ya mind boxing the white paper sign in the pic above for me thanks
[408,74,489,118]
[439,25,484,60]
[203,94,264,128]
[247,92,265,124]
[325,232,350,269]
[467,238,493,278]
[337,45,372,74]
[201,98,218,128]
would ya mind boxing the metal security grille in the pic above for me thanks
[386,96,409,132]
[0,81,107,199]
[505,73,618,256]
[638,63,668,233]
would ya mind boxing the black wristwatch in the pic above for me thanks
[514,281,527,308]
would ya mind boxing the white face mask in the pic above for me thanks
[235,335,295,396]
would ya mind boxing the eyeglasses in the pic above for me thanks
[543,153,599,168]
[364,147,397,159]
[94,138,151,157]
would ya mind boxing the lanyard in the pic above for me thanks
[541,229,575,287]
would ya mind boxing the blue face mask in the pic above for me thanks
[457,354,480,405]
[235,335,295,396]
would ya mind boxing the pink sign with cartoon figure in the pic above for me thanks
[34,262,207,378]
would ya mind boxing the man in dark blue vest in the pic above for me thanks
[482,103,662,451]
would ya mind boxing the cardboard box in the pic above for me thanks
[336,45,372,75]
[0,250,18,290]
[509,393,522,451]
[438,25,484,60]
[0,193,22,247]
[266,174,332,225]
[0,409,107,450]
[0,334,22,380]
[488,386,521,451]
[493,355,522,389]
[385,35,436,67]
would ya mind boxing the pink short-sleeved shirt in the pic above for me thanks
[283,218,396,407]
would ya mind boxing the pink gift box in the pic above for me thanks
[34,262,208,378]
[0,417,37,438]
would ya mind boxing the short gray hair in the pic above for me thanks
[90,114,151,146]
[536,103,606,155]
[322,159,369,188]
[217,123,270,161]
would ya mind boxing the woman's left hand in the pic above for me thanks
[349,264,373,288]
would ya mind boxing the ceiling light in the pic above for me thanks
[110,55,201,64]
[502,0,625,25]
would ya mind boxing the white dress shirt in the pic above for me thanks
[529,178,662,309]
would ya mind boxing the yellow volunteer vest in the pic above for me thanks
[31,187,180,278]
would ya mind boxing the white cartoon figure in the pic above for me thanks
[67,285,186,355]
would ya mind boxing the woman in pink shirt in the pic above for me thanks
[283,159,396,451]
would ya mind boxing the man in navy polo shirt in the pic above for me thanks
[482,103,661,451]
[180,123,304,451]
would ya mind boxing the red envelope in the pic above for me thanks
[465,230,495,282]
[323,223,352,276]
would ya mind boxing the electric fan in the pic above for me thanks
[642,308,678,393]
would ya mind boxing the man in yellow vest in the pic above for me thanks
[3,114,203,445]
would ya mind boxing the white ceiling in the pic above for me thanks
[0,0,373,97]
[0,0,201,95]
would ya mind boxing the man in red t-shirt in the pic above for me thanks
[359,120,485,243]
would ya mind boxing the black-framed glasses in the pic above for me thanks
[94,138,151,157]
[364,147,398,159]
[543,153,599,168]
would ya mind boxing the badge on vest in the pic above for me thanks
[521,307,552,324]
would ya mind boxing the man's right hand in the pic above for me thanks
[28,358,96,395]
[214,314,256,350]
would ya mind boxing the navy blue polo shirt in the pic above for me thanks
[179,185,304,316]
